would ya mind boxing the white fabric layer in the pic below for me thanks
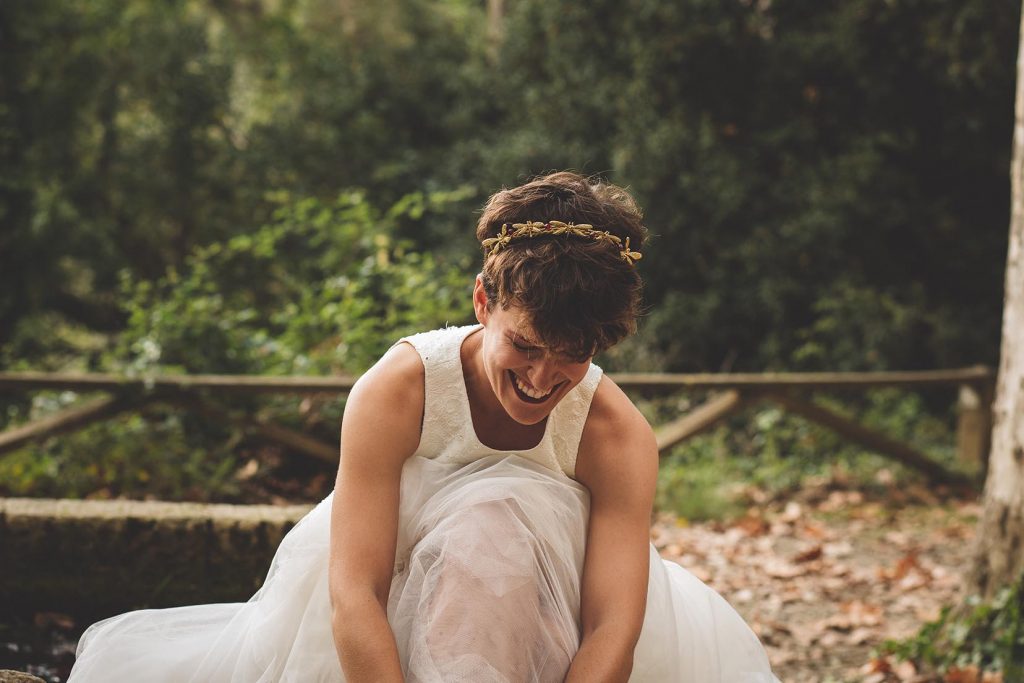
[70,455,779,682]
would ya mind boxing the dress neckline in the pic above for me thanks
[455,324,554,454]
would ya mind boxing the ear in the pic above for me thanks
[473,274,490,324]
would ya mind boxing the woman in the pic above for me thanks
[70,172,778,682]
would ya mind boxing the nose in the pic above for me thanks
[525,357,561,392]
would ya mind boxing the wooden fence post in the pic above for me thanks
[763,391,971,487]
[654,390,745,454]
[956,383,993,469]
[0,395,135,456]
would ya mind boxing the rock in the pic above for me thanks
[0,671,46,683]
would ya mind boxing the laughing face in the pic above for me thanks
[470,277,593,426]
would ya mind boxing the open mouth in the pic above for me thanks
[508,370,561,404]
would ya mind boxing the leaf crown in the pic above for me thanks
[481,220,642,266]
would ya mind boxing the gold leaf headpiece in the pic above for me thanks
[481,220,642,266]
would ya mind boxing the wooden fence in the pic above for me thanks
[0,366,995,487]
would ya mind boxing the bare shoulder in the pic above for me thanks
[340,341,425,467]
[574,375,658,496]
[349,340,424,408]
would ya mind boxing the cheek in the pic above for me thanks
[569,368,593,385]
[486,347,521,378]
[490,346,524,369]
[550,364,589,394]
[566,362,591,382]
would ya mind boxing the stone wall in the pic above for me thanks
[0,497,314,619]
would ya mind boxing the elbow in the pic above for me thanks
[330,587,365,624]
[329,579,388,633]
[329,592,351,643]
[329,592,349,630]
[330,592,372,653]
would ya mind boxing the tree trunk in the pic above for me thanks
[486,0,506,61]
[971,0,1024,600]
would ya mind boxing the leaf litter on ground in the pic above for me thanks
[652,475,978,682]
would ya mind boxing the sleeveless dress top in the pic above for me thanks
[69,325,780,683]
[401,323,603,478]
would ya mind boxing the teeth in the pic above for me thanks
[514,373,553,400]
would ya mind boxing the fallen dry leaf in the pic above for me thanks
[893,659,917,679]
[781,501,804,522]
[792,544,824,563]
[893,551,922,580]
[734,513,771,537]
[847,626,875,645]
[763,559,810,578]
[861,656,893,674]
[945,666,983,683]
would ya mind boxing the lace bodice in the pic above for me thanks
[398,324,603,478]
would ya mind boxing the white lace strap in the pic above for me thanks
[396,326,475,459]
[550,363,604,478]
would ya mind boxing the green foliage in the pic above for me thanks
[656,428,746,523]
[654,388,963,521]
[0,190,473,501]
[883,575,1024,677]
[0,0,487,348]
[0,406,242,501]
[118,190,473,376]
[479,0,1015,373]
[2,0,1015,377]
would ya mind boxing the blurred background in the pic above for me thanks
[3,1,1023,680]
[0,0,1017,507]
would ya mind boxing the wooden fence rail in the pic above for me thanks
[0,367,996,487]
[0,366,993,393]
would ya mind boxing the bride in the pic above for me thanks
[70,172,778,682]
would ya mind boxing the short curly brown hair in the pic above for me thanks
[476,171,647,360]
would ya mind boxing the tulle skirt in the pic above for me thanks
[69,454,778,682]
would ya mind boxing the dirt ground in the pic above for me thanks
[652,482,977,683]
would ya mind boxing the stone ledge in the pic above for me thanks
[0,497,314,619]
[1,496,312,522]
[0,671,46,683]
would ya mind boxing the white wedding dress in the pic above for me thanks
[69,325,779,682]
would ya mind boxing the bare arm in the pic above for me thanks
[329,343,424,682]
[566,378,659,683]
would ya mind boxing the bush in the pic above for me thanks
[118,190,474,376]
[883,575,1024,677]
[0,190,475,501]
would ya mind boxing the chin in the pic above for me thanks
[505,405,551,426]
